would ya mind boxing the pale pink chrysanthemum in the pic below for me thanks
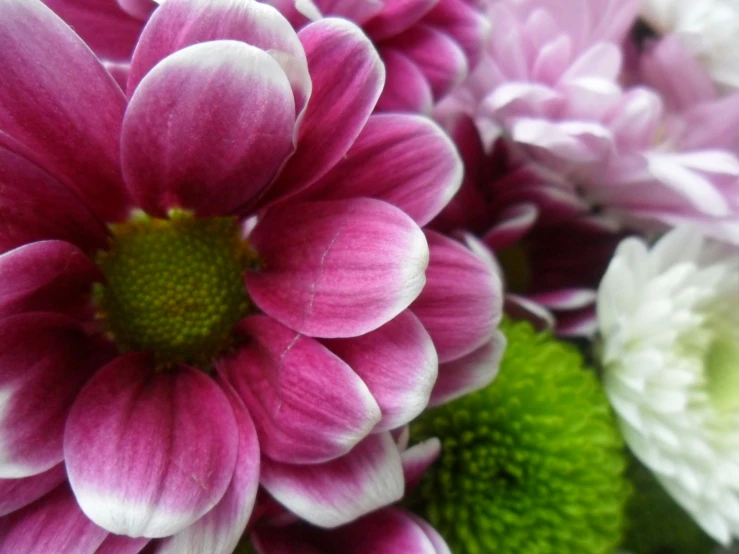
[0,0,503,551]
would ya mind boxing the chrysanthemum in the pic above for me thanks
[409,320,630,554]
[0,0,501,550]
[597,227,739,545]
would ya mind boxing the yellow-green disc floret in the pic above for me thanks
[410,320,630,554]
[95,211,256,367]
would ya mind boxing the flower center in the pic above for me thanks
[94,210,258,367]
[705,333,739,413]
[410,320,630,554]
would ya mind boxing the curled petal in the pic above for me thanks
[64,354,239,538]
[221,316,380,464]
[122,40,295,217]
[153,381,260,554]
[324,310,438,432]
[412,230,502,362]
[376,48,434,113]
[260,433,404,528]
[430,331,506,407]
[401,438,441,490]
[247,199,429,338]
[128,0,310,112]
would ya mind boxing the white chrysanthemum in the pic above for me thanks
[641,0,739,91]
[597,227,739,545]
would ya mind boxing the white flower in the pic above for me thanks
[641,0,739,91]
[597,227,739,545]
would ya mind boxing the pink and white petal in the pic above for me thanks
[259,18,385,206]
[95,535,151,554]
[527,288,597,310]
[117,0,156,19]
[0,314,110,479]
[375,48,434,113]
[408,514,452,554]
[153,381,259,554]
[128,0,310,112]
[401,437,440,490]
[42,0,144,63]
[0,464,66,517]
[483,203,538,250]
[429,331,506,407]
[121,41,295,218]
[323,310,437,432]
[504,294,555,331]
[247,199,429,338]
[220,316,380,464]
[260,432,404,528]
[0,241,101,320]
[0,133,109,256]
[64,354,239,538]
[301,114,462,226]
[0,0,130,222]
[384,24,467,100]
[311,0,383,24]
[363,0,438,40]
[0,485,108,554]
[411,230,501,362]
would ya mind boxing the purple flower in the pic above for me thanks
[0,0,502,550]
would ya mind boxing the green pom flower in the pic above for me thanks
[410,320,630,554]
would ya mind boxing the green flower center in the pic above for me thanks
[410,320,630,554]
[94,210,258,367]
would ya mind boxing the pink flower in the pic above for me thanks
[591,35,739,244]
[0,0,502,550]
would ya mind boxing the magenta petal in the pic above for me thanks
[0,133,109,255]
[260,433,404,528]
[117,0,156,19]
[483,203,538,250]
[0,241,101,321]
[42,0,144,63]
[0,485,108,554]
[128,0,309,112]
[324,310,438,432]
[220,315,380,464]
[411,230,502,363]
[423,0,488,68]
[0,314,108,478]
[121,40,295,217]
[247,198,429,338]
[401,438,440,490]
[0,0,130,222]
[302,114,462,226]
[0,464,66,517]
[376,48,434,113]
[409,514,452,554]
[95,535,151,554]
[260,18,385,205]
[364,0,437,40]
[384,24,467,100]
[430,331,506,407]
[153,381,259,554]
[64,354,239,538]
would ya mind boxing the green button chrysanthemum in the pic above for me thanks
[410,320,630,554]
